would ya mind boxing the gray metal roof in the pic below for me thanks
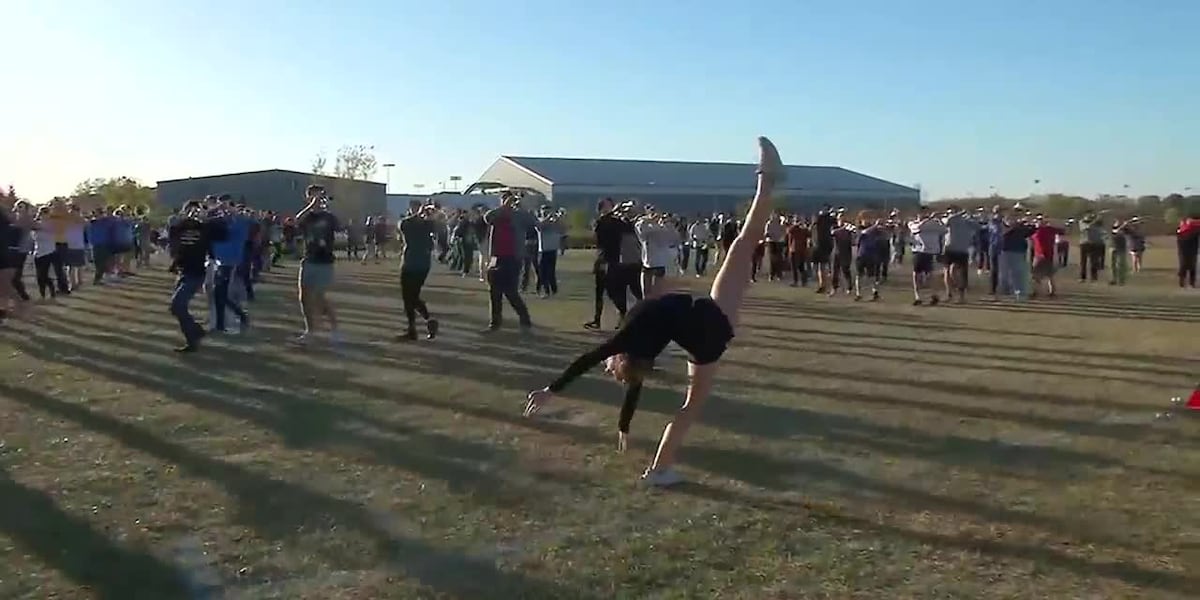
[503,156,915,193]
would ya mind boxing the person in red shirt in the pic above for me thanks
[1178,214,1200,288]
[1029,215,1064,297]
[784,216,810,287]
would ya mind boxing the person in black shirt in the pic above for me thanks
[810,207,835,292]
[524,136,785,487]
[584,198,631,330]
[295,185,343,346]
[168,200,227,352]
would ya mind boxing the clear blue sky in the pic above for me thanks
[4,0,1197,201]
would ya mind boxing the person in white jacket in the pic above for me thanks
[688,218,714,277]
[635,207,678,299]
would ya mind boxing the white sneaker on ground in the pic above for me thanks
[640,467,685,488]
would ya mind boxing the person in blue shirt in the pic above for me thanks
[112,207,136,276]
[88,208,116,284]
[986,206,1006,296]
[208,199,250,333]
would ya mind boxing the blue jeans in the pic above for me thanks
[170,273,206,343]
[999,251,1028,297]
[213,265,247,331]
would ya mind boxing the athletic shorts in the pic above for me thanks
[1032,256,1056,278]
[913,252,936,275]
[299,260,335,290]
[64,249,86,267]
[687,297,735,365]
[941,250,969,270]
[811,243,832,265]
[642,266,666,277]
[855,256,879,277]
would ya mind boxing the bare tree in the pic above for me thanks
[334,145,378,181]
[311,153,328,176]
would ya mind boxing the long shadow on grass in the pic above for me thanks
[367,388,1158,555]
[0,466,192,599]
[0,383,598,600]
[955,301,1200,323]
[745,326,1200,373]
[14,327,538,509]
[675,482,1200,596]
[745,336,1186,387]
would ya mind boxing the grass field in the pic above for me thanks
[1,244,1198,599]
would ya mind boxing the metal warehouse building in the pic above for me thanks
[468,156,919,214]
[156,169,386,219]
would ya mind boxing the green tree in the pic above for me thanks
[1134,195,1161,216]
[1163,207,1181,227]
[72,176,154,209]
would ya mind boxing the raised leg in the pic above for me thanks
[708,137,782,326]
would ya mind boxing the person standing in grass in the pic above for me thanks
[940,206,976,303]
[1078,212,1106,282]
[688,216,714,278]
[828,213,855,296]
[294,185,343,347]
[1029,215,1064,298]
[635,205,675,299]
[997,212,1035,301]
[168,200,227,352]
[535,206,564,297]
[853,215,884,301]
[483,191,534,332]
[1126,217,1146,273]
[1108,218,1131,286]
[784,215,809,287]
[907,206,947,305]
[397,201,439,341]
[1177,213,1200,288]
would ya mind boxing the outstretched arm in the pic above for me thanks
[545,337,625,393]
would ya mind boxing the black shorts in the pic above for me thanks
[642,266,666,277]
[812,243,832,265]
[941,250,969,270]
[0,250,16,270]
[687,297,734,365]
[855,256,879,277]
[64,249,86,267]
[913,252,936,274]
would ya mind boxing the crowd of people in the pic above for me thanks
[1,185,1199,338]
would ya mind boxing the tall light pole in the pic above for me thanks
[382,163,395,193]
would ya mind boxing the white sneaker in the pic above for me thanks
[640,467,684,488]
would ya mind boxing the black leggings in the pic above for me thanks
[591,263,642,322]
[1180,240,1198,287]
[400,268,431,329]
[10,253,29,301]
[34,253,58,298]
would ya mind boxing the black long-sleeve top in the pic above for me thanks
[545,293,734,431]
